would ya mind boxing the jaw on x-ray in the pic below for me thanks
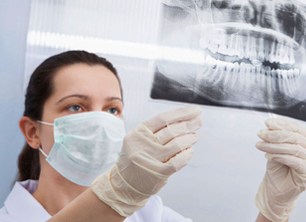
[151,0,306,120]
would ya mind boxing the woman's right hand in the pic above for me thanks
[255,118,306,222]
[91,106,203,217]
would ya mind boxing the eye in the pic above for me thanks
[67,105,83,112]
[107,107,119,115]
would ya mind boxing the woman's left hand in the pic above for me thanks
[255,118,306,222]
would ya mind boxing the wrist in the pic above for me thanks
[91,165,150,217]
[255,177,296,222]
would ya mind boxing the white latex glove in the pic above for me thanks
[255,118,306,222]
[91,106,203,217]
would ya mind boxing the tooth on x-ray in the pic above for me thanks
[153,0,306,110]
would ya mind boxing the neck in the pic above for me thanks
[32,168,88,216]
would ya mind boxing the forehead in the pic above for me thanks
[52,63,121,98]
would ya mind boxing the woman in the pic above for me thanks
[0,50,202,222]
[0,50,304,222]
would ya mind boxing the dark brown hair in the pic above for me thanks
[16,50,122,182]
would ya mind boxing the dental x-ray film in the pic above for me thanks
[150,0,306,121]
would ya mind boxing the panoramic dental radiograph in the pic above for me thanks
[150,0,306,120]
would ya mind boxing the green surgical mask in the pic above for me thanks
[37,111,125,186]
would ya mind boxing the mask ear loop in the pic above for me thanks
[37,120,54,126]
[36,120,53,158]
[37,143,48,158]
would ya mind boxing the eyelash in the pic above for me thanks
[66,104,121,115]
[106,107,121,116]
[67,104,83,112]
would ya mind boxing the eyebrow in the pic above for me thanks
[56,94,123,105]
[56,94,89,105]
[106,97,123,103]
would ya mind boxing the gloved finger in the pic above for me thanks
[257,130,306,148]
[265,118,306,137]
[160,147,194,175]
[142,106,202,133]
[265,153,306,175]
[146,133,199,162]
[153,117,203,145]
[256,141,306,159]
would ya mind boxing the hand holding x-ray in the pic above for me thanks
[255,118,306,222]
[92,106,203,217]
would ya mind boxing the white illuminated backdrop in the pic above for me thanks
[24,0,306,221]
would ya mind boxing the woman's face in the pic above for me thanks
[38,63,123,156]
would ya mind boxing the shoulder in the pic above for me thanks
[0,180,50,222]
[125,196,192,222]
[0,206,18,222]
